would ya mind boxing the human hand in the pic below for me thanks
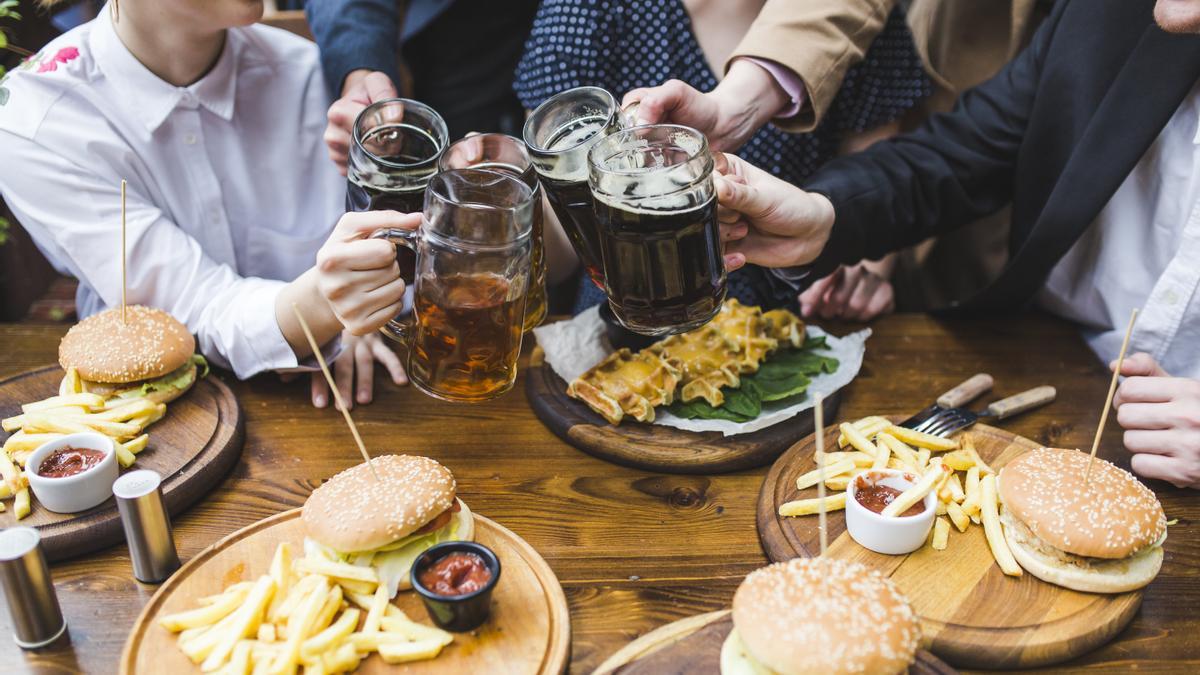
[316,210,418,336]
[1112,352,1200,488]
[714,152,835,271]
[622,60,789,152]
[310,331,408,409]
[798,262,895,321]
[325,70,399,175]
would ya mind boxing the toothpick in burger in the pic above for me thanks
[302,455,475,597]
[999,447,1167,593]
[58,305,206,404]
[722,558,921,675]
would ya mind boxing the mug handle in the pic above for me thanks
[369,227,419,345]
[619,100,642,129]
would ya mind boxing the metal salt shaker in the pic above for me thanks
[113,470,181,583]
[0,527,66,649]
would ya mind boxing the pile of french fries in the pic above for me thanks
[0,368,165,519]
[778,415,1023,577]
[160,542,454,674]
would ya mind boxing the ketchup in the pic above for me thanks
[854,472,924,517]
[36,447,106,478]
[418,552,493,596]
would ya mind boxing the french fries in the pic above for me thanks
[163,542,454,672]
[789,413,1025,578]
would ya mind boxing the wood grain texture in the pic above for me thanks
[593,610,956,675]
[121,509,569,674]
[0,365,244,561]
[1,315,1198,674]
[759,422,1142,669]
[525,347,842,474]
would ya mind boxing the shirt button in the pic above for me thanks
[1162,289,1179,306]
[184,133,197,145]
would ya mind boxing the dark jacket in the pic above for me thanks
[804,0,1200,311]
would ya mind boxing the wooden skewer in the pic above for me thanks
[1085,308,1139,483]
[815,394,827,557]
[120,179,127,324]
[290,304,381,482]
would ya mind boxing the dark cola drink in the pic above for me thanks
[588,124,725,336]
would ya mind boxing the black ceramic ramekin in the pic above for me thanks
[411,541,501,632]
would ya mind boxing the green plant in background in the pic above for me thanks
[0,0,22,240]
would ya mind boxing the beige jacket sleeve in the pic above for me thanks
[727,0,897,133]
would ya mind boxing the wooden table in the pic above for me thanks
[0,314,1196,674]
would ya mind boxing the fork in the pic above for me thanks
[908,385,1057,437]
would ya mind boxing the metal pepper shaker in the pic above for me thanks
[0,527,66,649]
[113,470,181,583]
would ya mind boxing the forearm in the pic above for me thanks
[275,268,344,360]
[306,0,401,95]
[709,60,790,143]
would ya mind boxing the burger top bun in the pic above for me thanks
[302,455,457,552]
[732,558,920,675]
[999,447,1166,559]
[59,305,195,384]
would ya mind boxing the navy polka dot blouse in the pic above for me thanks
[515,0,931,313]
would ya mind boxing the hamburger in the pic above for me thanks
[999,447,1167,593]
[301,455,475,597]
[58,305,204,404]
[722,558,921,675]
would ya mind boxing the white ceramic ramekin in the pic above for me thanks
[845,468,937,555]
[26,432,118,514]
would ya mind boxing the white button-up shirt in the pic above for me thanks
[0,14,344,378]
[1038,80,1200,379]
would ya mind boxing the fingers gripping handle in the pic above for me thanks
[370,228,419,345]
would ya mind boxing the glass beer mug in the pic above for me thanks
[588,124,726,336]
[522,86,636,289]
[347,98,449,214]
[438,133,547,331]
[372,169,536,402]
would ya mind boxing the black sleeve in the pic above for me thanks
[305,0,402,98]
[802,0,1070,277]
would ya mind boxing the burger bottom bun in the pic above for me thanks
[720,628,772,675]
[393,500,475,592]
[1003,511,1163,593]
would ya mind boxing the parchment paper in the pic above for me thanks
[532,306,870,436]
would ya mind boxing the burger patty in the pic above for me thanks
[412,500,462,536]
[999,506,1156,570]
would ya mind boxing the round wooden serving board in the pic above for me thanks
[757,422,1143,669]
[592,610,956,675]
[0,365,243,561]
[121,509,571,675]
[525,348,841,474]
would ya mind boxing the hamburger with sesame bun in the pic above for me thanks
[721,558,921,675]
[58,305,205,405]
[999,447,1167,594]
[301,455,475,597]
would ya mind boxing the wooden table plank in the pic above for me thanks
[0,314,1196,673]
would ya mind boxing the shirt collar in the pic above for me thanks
[89,10,238,133]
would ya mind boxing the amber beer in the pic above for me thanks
[589,125,726,336]
[372,169,535,402]
[408,273,526,400]
[523,87,625,288]
[438,134,547,331]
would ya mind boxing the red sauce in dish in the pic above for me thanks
[418,552,492,596]
[36,447,106,478]
[854,472,924,517]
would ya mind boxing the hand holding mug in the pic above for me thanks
[325,70,400,175]
[316,210,418,336]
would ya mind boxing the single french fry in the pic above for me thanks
[3,432,64,455]
[796,458,857,491]
[875,433,919,468]
[941,450,975,472]
[311,586,343,638]
[886,424,959,451]
[266,544,293,619]
[200,575,276,671]
[378,636,454,664]
[0,451,23,493]
[880,460,948,518]
[128,404,168,432]
[22,393,106,414]
[814,451,874,468]
[839,423,880,458]
[824,476,851,491]
[334,578,377,596]
[300,608,359,658]
[60,367,82,397]
[837,416,890,448]
[778,493,847,517]
[871,440,891,470]
[14,487,30,520]
[122,434,150,456]
[961,467,982,516]
[89,399,157,422]
[931,517,951,550]
[115,445,137,469]
[362,584,389,634]
[935,500,948,516]
[939,473,965,503]
[946,501,971,532]
[916,448,931,471]
[886,457,909,471]
[962,436,994,474]
[981,475,1022,576]
[160,586,251,631]
[293,559,378,584]
[19,413,93,436]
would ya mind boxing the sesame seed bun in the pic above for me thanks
[998,448,1166,560]
[302,455,458,553]
[728,559,921,675]
[59,306,195,384]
